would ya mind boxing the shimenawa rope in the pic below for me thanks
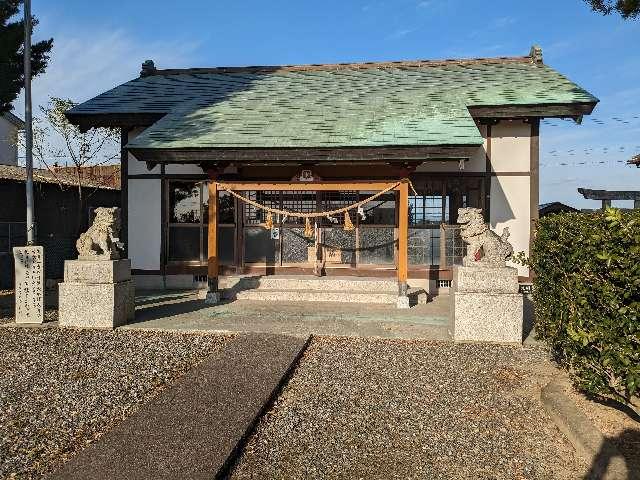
[214,180,418,219]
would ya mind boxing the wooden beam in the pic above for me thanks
[398,179,409,295]
[578,188,640,201]
[216,181,401,192]
[207,181,219,297]
[468,102,597,119]
[529,118,539,280]
[127,145,481,164]
[120,129,129,259]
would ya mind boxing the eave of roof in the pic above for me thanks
[0,165,119,190]
[126,144,481,164]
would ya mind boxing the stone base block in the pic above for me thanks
[205,290,222,305]
[451,292,523,344]
[396,295,410,309]
[59,280,134,328]
[127,282,135,321]
[64,259,131,284]
[453,266,519,293]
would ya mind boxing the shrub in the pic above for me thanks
[528,208,640,404]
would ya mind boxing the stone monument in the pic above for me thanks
[59,207,134,328]
[13,246,44,323]
[449,207,523,343]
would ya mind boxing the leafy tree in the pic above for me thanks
[585,0,640,18]
[0,0,53,113]
[524,209,640,412]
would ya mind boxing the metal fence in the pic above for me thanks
[0,222,77,289]
[0,222,27,289]
[441,224,464,267]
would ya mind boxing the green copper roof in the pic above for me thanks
[68,52,598,150]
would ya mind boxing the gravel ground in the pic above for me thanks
[0,327,229,479]
[231,337,588,480]
[0,309,58,324]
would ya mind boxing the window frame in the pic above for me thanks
[165,180,236,266]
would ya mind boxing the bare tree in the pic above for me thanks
[26,97,119,233]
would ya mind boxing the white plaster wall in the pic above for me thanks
[490,120,531,173]
[490,175,530,277]
[0,118,18,166]
[416,124,487,173]
[128,179,161,270]
[127,127,160,175]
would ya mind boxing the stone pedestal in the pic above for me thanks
[450,266,523,344]
[205,291,221,305]
[396,295,410,309]
[59,259,134,328]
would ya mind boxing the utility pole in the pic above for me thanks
[24,0,35,245]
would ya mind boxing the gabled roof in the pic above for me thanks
[2,111,25,128]
[539,202,579,216]
[66,46,598,163]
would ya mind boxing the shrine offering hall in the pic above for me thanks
[65,46,597,297]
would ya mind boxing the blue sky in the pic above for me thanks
[17,0,640,208]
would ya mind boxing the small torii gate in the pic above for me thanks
[578,188,640,210]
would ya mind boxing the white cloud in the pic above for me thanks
[388,28,415,39]
[14,29,200,113]
[12,28,200,167]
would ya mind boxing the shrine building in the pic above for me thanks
[65,46,597,302]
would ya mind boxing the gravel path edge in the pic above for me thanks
[540,375,628,480]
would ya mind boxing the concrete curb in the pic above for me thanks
[541,376,628,479]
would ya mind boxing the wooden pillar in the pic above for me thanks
[602,199,611,210]
[206,180,220,303]
[398,179,409,296]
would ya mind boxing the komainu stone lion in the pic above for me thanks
[457,207,513,268]
[76,207,123,260]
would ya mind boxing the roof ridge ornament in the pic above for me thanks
[140,59,156,77]
[529,45,543,64]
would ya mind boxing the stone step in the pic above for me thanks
[221,275,400,293]
[235,288,428,305]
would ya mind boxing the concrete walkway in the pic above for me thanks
[123,290,452,340]
[48,333,310,480]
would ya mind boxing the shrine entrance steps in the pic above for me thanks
[219,275,428,306]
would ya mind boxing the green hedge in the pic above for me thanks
[528,208,640,403]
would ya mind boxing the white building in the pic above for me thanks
[0,112,24,166]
